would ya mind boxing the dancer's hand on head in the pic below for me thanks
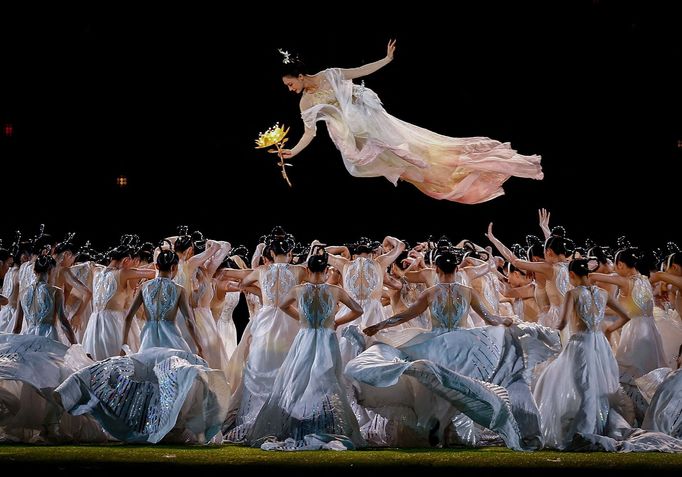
[269,148,295,159]
[386,39,397,60]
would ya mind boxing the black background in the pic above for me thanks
[2,1,680,254]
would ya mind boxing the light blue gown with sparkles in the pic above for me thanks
[0,281,105,443]
[534,286,682,452]
[20,281,60,340]
[55,347,229,444]
[346,283,558,450]
[138,277,192,352]
[247,283,364,450]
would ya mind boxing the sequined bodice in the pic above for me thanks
[298,283,336,329]
[619,274,654,317]
[93,268,122,311]
[307,88,340,108]
[246,293,262,317]
[142,278,179,322]
[343,258,382,302]
[430,283,469,331]
[261,263,296,307]
[546,262,570,306]
[21,281,54,329]
[220,292,240,321]
[574,285,607,331]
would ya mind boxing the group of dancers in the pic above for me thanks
[1,214,681,452]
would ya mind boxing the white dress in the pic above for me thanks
[616,275,666,379]
[81,268,127,360]
[190,270,228,374]
[217,291,240,360]
[246,283,364,450]
[652,305,682,368]
[301,68,543,204]
[64,261,95,342]
[637,367,682,438]
[138,277,192,352]
[224,263,300,441]
[0,267,20,333]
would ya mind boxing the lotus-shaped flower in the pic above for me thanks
[254,123,293,187]
[255,123,289,149]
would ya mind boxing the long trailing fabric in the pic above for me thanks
[300,68,543,204]
[345,283,560,450]
[246,283,364,450]
[0,334,105,443]
[55,347,229,444]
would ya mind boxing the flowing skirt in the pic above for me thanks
[56,347,229,443]
[0,334,106,443]
[82,309,126,360]
[224,305,299,441]
[346,323,560,450]
[534,330,620,449]
[247,327,364,450]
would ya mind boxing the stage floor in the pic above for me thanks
[2,444,682,475]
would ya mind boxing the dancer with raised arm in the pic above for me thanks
[275,41,543,204]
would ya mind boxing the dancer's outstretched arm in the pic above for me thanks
[486,223,553,276]
[340,40,396,80]
[364,289,429,336]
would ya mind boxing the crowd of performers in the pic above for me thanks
[1,214,681,452]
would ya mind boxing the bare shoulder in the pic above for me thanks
[327,283,346,295]
[299,94,314,110]
[566,288,579,300]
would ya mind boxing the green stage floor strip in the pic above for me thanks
[1,444,682,470]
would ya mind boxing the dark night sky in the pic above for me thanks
[2,2,681,254]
